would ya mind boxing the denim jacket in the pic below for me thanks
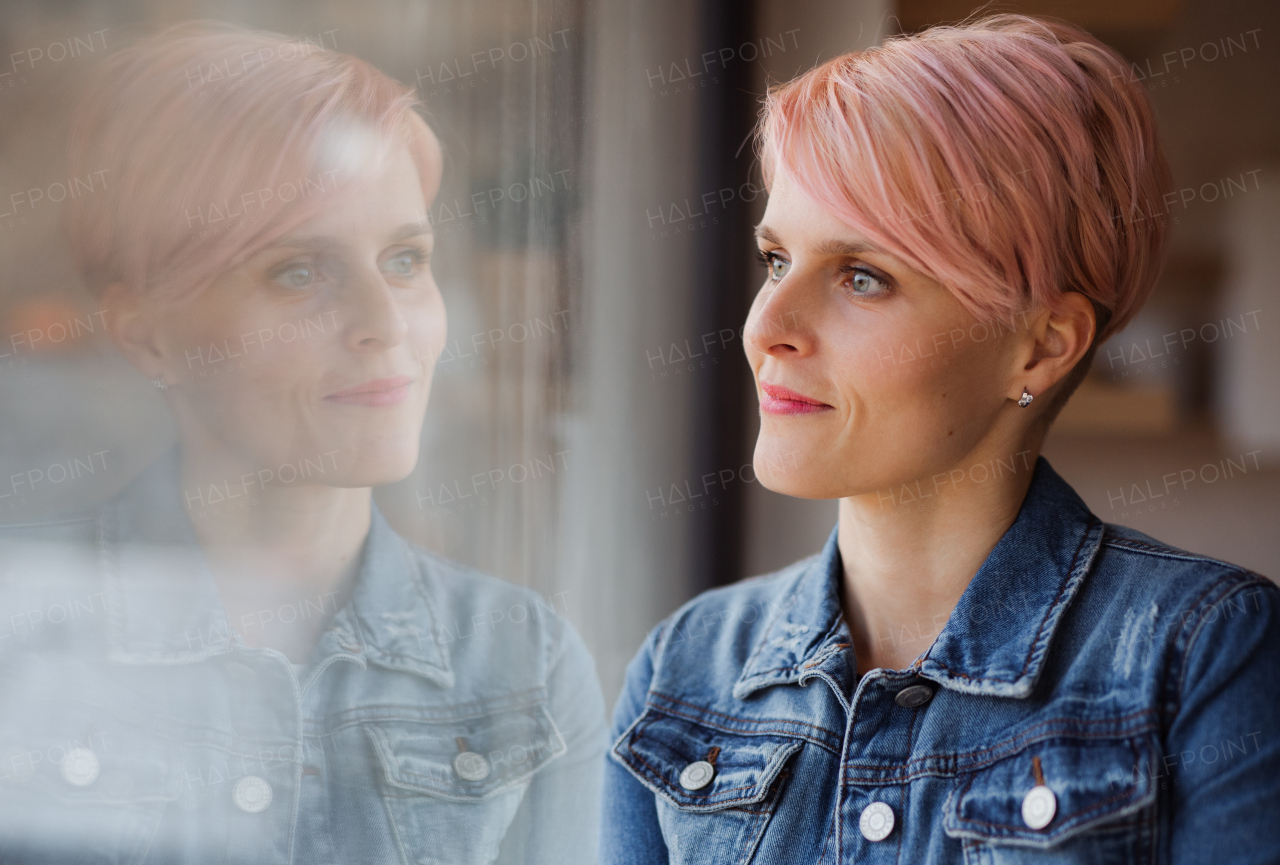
[0,449,606,864]
[602,457,1280,864]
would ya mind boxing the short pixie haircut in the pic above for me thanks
[64,22,440,302]
[760,15,1170,414]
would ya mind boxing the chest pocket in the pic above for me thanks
[942,733,1157,864]
[611,707,803,865]
[366,701,566,865]
[0,727,183,865]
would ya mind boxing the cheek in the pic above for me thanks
[835,320,999,433]
[407,286,447,364]
[173,301,331,400]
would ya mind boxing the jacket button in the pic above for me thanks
[678,760,715,790]
[1021,784,1056,829]
[858,801,895,841]
[894,683,935,708]
[60,748,100,787]
[453,751,491,781]
[232,775,273,813]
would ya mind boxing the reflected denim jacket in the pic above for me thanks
[602,457,1280,864]
[0,449,606,864]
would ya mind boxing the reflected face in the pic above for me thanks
[745,173,1020,499]
[152,146,444,487]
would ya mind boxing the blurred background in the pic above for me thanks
[0,0,1276,706]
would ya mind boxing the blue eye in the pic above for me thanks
[845,267,889,296]
[383,248,427,277]
[759,251,790,282]
[385,252,415,275]
[274,264,314,289]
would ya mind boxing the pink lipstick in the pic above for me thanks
[759,381,833,416]
[325,375,414,407]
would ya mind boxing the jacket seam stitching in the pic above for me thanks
[648,692,842,742]
[951,737,1142,834]
[923,517,1095,684]
[841,711,1157,776]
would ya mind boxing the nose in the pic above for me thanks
[338,266,409,351]
[744,278,815,359]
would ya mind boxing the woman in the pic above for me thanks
[0,22,604,865]
[602,15,1280,865]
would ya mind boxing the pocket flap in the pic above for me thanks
[611,708,802,812]
[943,734,1156,848]
[366,702,565,802]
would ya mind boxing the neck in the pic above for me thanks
[178,442,372,661]
[837,435,1042,677]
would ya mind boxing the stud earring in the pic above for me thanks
[152,376,167,391]
[1017,388,1033,407]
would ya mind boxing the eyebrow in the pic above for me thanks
[264,221,433,252]
[754,224,882,257]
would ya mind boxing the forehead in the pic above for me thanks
[291,146,427,238]
[757,173,882,255]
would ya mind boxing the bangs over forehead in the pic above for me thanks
[64,21,441,302]
[758,14,1170,343]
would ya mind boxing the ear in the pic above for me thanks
[1007,291,1096,405]
[101,282,167,382]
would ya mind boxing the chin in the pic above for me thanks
[753,438,834,500]
[333,438,421,488]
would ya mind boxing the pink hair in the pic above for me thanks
[759,14,1171,344]
[64,21,441,301]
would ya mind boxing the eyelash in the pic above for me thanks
[268,245,430,289]
[757,249,786,283]
[756,249,892,297]
[391,246,429,267]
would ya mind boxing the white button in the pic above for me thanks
[678,760,715,790]
[859,801,895,841]
[1021,784,1056,830]
[60,748,100,787]
[453,751,491,782]
[232,775,273,813]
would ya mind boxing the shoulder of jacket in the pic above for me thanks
[1093,521,1275,616]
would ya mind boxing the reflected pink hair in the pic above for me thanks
[759,14,1170,346]
[64,21,441,301]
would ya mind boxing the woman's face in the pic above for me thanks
[745,172,1024,500]
[150,146,444,488]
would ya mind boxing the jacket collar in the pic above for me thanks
[734,457,1104,700]
[98,446,453,687]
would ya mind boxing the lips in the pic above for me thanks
[759,380,833,416]
[324,375,415,407]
